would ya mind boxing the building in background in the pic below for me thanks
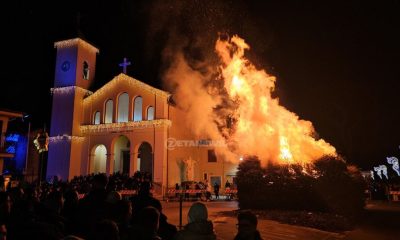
[0,110,23,175]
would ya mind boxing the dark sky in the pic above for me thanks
[3,0,400,169]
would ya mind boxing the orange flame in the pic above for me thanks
[215,35,336,165]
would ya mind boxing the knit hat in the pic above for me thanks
[188,202,208,223]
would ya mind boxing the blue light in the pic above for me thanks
[5,134,20,142]
[15,136,27,170]
[6,146,16,154]
[3,133,27,174]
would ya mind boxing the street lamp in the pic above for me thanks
[33,128,49,185]
[22,114,30,176]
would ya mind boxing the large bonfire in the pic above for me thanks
[164,34,337,166]
[214,35,336,165]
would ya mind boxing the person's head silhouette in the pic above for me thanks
[235,210,262,240]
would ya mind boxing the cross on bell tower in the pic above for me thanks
[119,57,131,74]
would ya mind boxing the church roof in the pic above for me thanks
[83,74,170,104]
[54,38,99,54]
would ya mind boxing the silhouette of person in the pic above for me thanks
[173,202,216,240]
[213,182,220,200]
[234,210,263,240]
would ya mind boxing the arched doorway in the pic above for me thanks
[91,145,107,173]
[137,142,153,179]
[113,135,130,174]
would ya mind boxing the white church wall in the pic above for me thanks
[54,47,78,88]
[154,127,168,185]
[80,138,90,174]
[155,96,169,119]
[49,87,75,136]
[68,139,83,177]
[83,77,169,125]
[47,141,71,181]
[48,86,84,180]
[167,106,209,186]
[166,105,239,188]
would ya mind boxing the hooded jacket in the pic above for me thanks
[173,220,216,240]
[174,202,216,240]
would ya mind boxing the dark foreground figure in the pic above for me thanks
[174,202,216,240]
[234,210,263,240]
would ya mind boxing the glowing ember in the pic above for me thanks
[279,136,293,162]
[215,35,336,164]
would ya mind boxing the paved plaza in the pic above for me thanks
[161,200,345,240]
[161,200,400,240]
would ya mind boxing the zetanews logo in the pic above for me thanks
[166,138,227,150]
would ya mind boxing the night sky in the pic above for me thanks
[3,0,400,169]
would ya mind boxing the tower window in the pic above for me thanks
[83,61,89,80]
[208,149,217,162]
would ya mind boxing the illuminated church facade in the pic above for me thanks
[47,38,237,193]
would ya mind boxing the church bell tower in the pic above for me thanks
[47,38,99,180]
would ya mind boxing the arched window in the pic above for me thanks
[117,93,129,123]
[105,99,113,123]
[147,106,154,120]
[83,61,89,80]
[133,96,143,121]
[93,111,101,124]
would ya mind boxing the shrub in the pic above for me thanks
[313,156,366,217]
[236,156,265,209]
[236,155,366,218]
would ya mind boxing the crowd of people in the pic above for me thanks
[172,180,236,202]
[0,173,261,240]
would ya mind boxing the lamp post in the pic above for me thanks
[23,115,31,178]
[33,127,49,186]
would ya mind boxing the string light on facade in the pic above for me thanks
[374,165,388,179]
[54,38,99,54]
[80,119,171,134]
[83,74,170,105]
[50,86,93,96]
[387,156,400,176]
[49,134,85,143]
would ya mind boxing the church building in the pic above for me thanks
[47,38,237,194]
